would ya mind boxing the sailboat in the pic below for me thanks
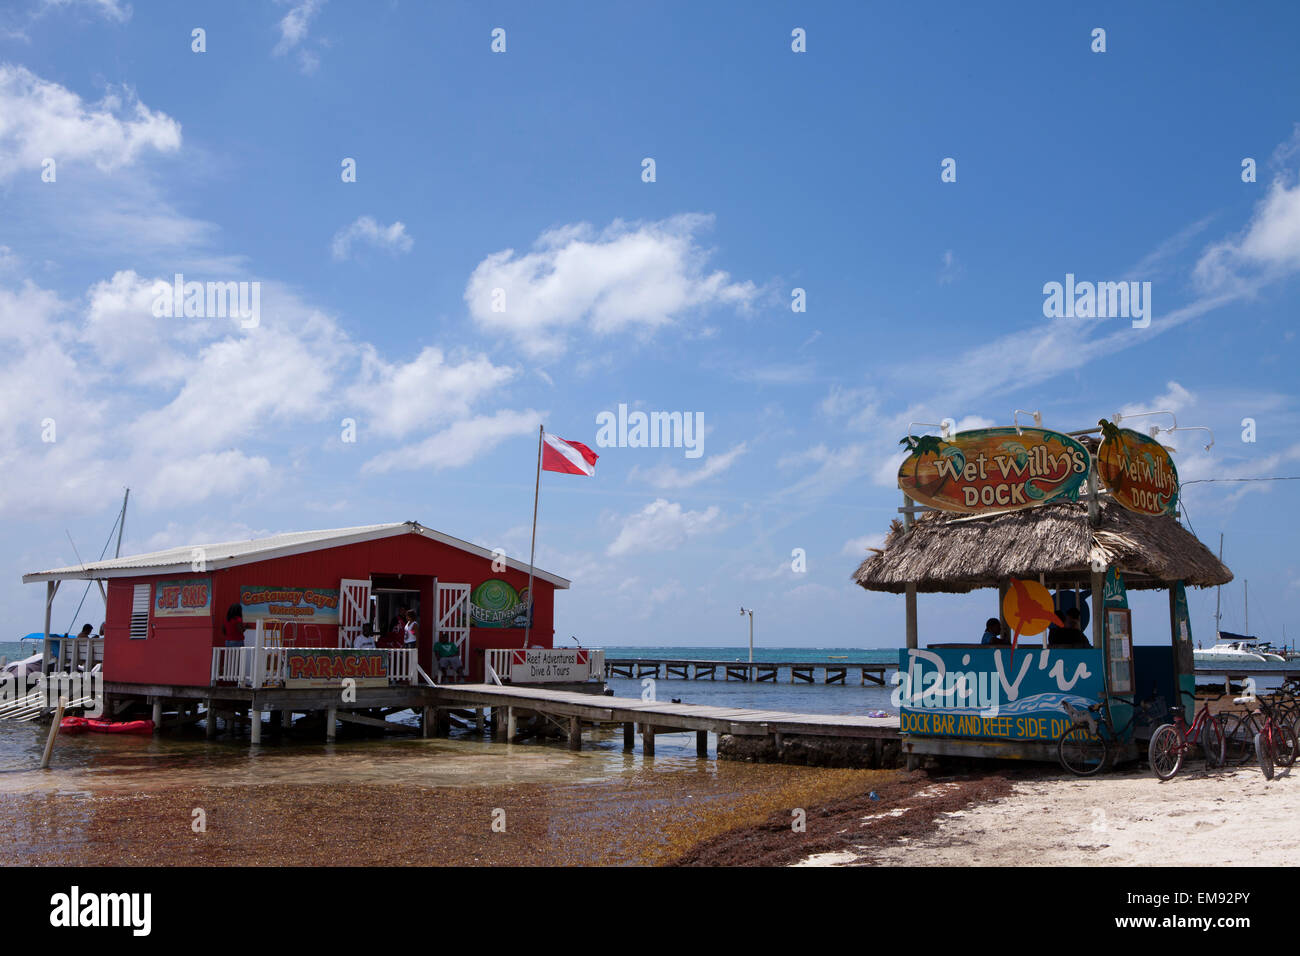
[1194,546,1285,664]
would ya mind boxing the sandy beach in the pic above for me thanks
[788,764,1300,867]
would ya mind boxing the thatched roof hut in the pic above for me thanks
[851,500,1232,594]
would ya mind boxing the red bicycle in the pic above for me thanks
[1251,695,1299,781]
[1147,690,1226,780]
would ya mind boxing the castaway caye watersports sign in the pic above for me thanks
[1096,420,1179,517]
[897,427,1090,514]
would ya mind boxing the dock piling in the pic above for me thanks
[326,705,336,741]
[205,700,216,738]
[567,716,581,750]
[696,730,708,758]
[623,721,634,751]
[151,698,162,733]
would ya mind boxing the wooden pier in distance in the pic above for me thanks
[603,658,890,686]
[431,683,898,757]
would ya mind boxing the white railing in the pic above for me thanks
[484,647,605,684]
[211,647,417,689]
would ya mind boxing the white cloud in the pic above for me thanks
[464,214,757,359]
[346,346,518,439]
[0,65,180,178]
[629,443,748,490]
[361,408,541,475]
[1119,381,1195,421]
[274,0,326,73]
[1195,176,1300,293]
[841,533,885,557]
[938,249,962,285]
[40,0,131,22]
[331,216,413,261]
[138,451,274,508]
[606,498,721,556]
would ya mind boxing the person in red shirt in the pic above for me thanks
[224,603,248,646]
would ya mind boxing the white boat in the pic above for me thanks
[1194,632,1279,665]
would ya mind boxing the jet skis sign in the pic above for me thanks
[1096,420,1179,517]
[897,427,1090,514]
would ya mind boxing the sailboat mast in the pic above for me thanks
[115,488,129,558]
[1245,580,1249,634]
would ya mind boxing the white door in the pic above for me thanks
[339,578,372,648]
[436,583,471,662]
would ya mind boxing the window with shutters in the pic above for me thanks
[129,583,151,639]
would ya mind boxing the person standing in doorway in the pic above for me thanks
[403,608,419,648]
[224,603,248,646]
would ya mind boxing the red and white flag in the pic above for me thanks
[542,432,598,476]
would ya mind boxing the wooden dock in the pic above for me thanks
[430,683,898,757]
[603,658,890,686]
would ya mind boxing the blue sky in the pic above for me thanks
[2,0,1298,649]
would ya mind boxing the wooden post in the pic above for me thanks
[205,700,216,738]
[643,725,655,756]
[421,706,433,738]
[40,697,66,769]
[250,706,262,745]
[623,721,634,751]
[151,698,162,732]
[492,706,506,740]
[506,707,517,742]
[905,584,918,649]
[567,716,581,750]
[326,705,337,741]
[696,730,708,758]
[475,708,485,733]
[997,580,1010,639]
[903,494,918,651]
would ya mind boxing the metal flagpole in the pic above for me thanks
[523,425,543,649]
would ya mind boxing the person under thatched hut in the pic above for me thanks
[979,618,1008,645]
[1048,608,1090,648]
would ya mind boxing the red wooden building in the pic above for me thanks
[24,521,570,688]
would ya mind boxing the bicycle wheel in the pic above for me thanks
[1147,723,1184,780]
[1058,723,1110,776]
[1200,714,1226,769]
[1276,721,1299,769]
[1221,713,1258,764]
[1255,731,1275,780]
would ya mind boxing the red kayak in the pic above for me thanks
[59,716,153,735]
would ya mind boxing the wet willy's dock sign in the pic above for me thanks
[898,427,1090,514]
[1097,422,1179,517]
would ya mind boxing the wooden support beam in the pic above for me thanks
[567,715,581,750]
[623,721,634,751]
[151,698,162,732]
[335,710,398,730]
[205,700,216,738]
[643,724,655,756]
[506,706,517,742]
[475,708,485,733]
[696,730,708,758]
[420,706,433,738]
[250,706,262,745]
[326,705,336,741]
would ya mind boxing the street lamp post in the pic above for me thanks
[739,606,754,663]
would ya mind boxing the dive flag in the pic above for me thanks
[542,432,598,476]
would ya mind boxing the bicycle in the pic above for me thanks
[1147,690,1226,780]
[1222,692,1300,767]
[1249,695,1299,780]
[1057,695,1148,776]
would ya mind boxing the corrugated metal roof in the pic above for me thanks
[22,521,571,588]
